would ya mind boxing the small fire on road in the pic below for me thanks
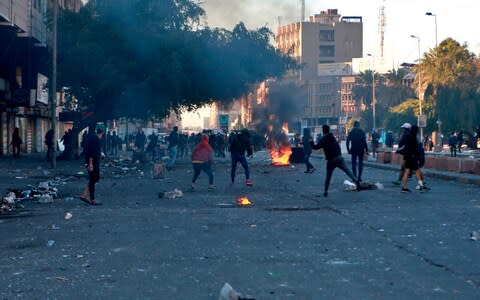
[268,121,292,166]
[236,196,252,207]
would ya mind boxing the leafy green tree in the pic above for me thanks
[57,0,296,122]
[417,38,480,133]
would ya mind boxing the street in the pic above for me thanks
[1,152,479,299]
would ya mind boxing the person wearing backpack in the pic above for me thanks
[228,129,253,186]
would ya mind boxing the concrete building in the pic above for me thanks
[275,9,363,137]
[0,0,82,156]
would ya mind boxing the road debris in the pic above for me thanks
[65,212,73,220]
[158,188,183,199]
[218,283,255,300]
[470,231,480,241]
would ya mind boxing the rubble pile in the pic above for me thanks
[1,177,74,214]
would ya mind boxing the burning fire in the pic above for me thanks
[268,122,292,166]
[236,196,252,206]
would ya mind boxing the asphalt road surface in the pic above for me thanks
[0,151,479,299]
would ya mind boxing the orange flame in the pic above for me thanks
[269,145,292,165]
[237,196,252,206]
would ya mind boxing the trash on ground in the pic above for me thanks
[218,282,255,300]
[470,231,480,241]
[158,188,183,199]
[65,212,73,220]
[47,240,55,247]
[343,180,357,191]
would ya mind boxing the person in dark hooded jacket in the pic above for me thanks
[346,120,368,181]
[310,125,360,197]
[191,134,214,190]
[229,128,253,186]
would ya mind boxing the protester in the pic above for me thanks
[134,128,147,152]
[229,128,253,186]
[346,120,368,182]
[396,124,425,192]
[371,129,380,158]
[448,132,457,157]
[301,127,315,173]
[167,126,179,170]
[191,134,214,190]
[80,125,105,205]
[146,131,158,160]
[457,131,464,153]
[310,125,360,197]
[10,127,22,158]
[111,131,118,155]
[385,131,394,149]
[45,129,54,162]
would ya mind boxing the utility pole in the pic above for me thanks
[50,0,58,169]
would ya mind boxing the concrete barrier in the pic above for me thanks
[446,157,461,172]
[460,159,476,174]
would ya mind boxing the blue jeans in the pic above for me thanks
[167,146,177,168]
[231,153,249,183]
[351,152,364,180]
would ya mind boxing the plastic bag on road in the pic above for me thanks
[158,188,183,199]
[343,180,357,191]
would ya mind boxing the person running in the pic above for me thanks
[310,125,360,197]
[80,125,104,205]
[191,135,214,191]
[346,120,368,182]
[229,128,253,186]
[301,127,315,173]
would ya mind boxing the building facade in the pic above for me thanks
[275,9,363,137]
[0,0,82,156]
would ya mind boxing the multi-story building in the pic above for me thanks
[275,9,363,136]
[0,0,82,156]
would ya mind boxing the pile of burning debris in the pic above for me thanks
[1,177,74,214]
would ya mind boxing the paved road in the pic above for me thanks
[0,152,479,299]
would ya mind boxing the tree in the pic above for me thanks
[418,38,480,133]
[57,0,296,122]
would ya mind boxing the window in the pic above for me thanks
[319,30,334,41]
[319,46,335,57]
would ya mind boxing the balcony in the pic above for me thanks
[0,0,47,44]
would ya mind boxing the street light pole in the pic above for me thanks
[411,35,423,142]
[367,54,376,131]
[50,0,58,169]
[425,12,438,47]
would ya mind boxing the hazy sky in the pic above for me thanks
[200,0,480,66]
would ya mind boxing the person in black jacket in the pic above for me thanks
[346,121,368,181]
[397,124,425,192]
[229,128,253,186]
[310,125,360,197]
[80,125,104,205]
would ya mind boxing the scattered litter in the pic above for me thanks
[54,276,69,282]
[15,176,25,179]
[51,224,60,230]
[158,188,183,199]
[343,180,357,191]
[47,240,55,247]
[218,282,255,300]
[65,212,73,220]
[374,182,384,190]
[38,195,54,204]
[470,231,480,241]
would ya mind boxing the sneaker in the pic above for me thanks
[401,188,411,193]
[355,181,361,191]
[323,191,328,197]
[304,170,310,173]
[309,168,316,173]
[245,179,253,186]
[208,185,215,191]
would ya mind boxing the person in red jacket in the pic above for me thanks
[191,134,214,190]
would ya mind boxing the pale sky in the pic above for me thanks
[201,0,480,67]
